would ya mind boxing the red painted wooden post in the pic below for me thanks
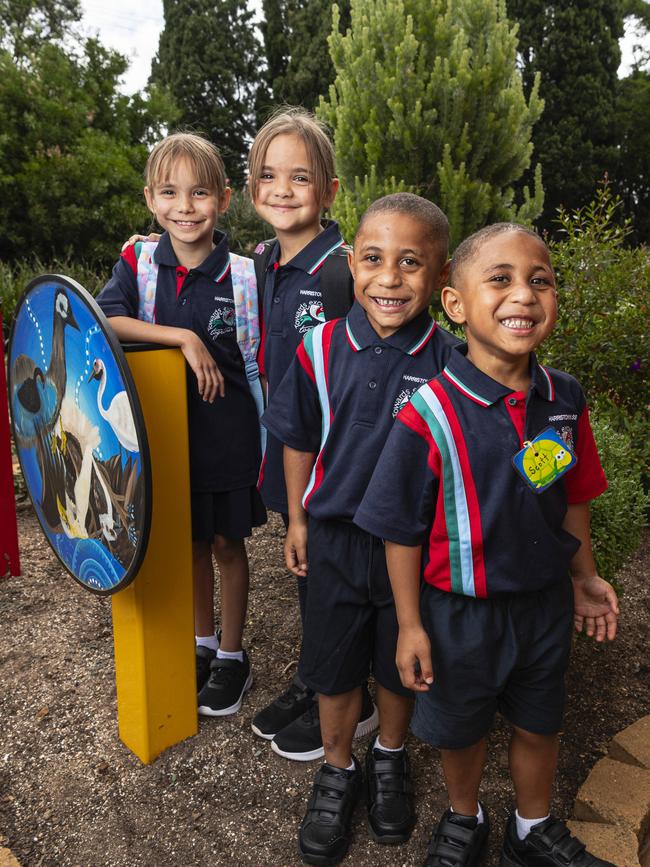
[0,311,20,577]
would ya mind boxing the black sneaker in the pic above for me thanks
[365,742,415,844]
[424,806,489,866]
[195,646,216,692]
[501,814,615,867]
[272,682,379,762]
[298,757,362,865]
[251,673,315,740]
[197,651,252,717]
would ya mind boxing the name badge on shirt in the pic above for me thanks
[512,426,577,493]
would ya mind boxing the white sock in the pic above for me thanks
[217,648,244,663]
[374,736,404,753]
[515,809,548,840]
[451,803,485,825]
[195,634,219,652]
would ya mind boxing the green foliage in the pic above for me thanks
[588,409,649,585]
[0,37,177,265]
[221,189,270,255]
[258,0,351,118]
[151,0,263,183]
[540,185,649,414]
[320,0,544,248]
[613,70,650,244]
[507,0,622,231]
[0,0,79,60]
[0,256,105,341]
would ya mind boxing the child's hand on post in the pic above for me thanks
[572,574,619,642]
[284,518,308,577]
[396,626,434,692]
[179,331,225,402]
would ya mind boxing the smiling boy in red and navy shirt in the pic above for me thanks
[262,193,460,865]
[355,223,618,867]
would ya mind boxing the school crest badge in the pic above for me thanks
[208,306,236,339]
[392,388,416,418]
[295,301,326,334]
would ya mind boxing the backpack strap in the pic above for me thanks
[319,243,354,321]
[229,253,265,447]
[135,240,159,323]
[251,239,276,306]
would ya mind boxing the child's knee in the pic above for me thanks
[212,535,246,565]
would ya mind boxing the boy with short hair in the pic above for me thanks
[262,192,461,864]
[355,223,618,867]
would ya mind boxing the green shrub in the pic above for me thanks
[221,188,269,255]
[589,409,650,585]
[541,185,649,413]
[1,257,105,340]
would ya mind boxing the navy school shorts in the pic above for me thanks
[298,517,412,698]
[411,577,574,750]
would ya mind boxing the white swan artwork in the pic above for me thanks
[88,358,139,454]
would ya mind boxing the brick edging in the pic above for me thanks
[570,714,650,866]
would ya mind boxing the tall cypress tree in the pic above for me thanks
[507,0,623,228]
[319,0,544,248]
[280,0,351,110]
[150,0,262,183]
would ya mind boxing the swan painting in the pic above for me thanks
[9,276,150,593]
[88,358,139,454]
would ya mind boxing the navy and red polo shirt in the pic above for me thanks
[261,302,461,522]
[96,230,261,494]
[258,220,348,513]
[355,345,608,597]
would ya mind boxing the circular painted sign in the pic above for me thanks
[8,275,151,594]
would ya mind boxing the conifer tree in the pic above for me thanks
[507,0,622,228]
[259,0,350,114]
[319,0,543,247]
[151,0,262,183]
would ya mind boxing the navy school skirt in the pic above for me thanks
[191,486,267,542]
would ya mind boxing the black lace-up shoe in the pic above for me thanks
[298,757,362,865]
[251,674,316,739]
[501,814,615,867]
[365,742,415,843]
[195,646,216,692]
[272,682,379,761]
[197,651,252,716]
[424,806,489,866]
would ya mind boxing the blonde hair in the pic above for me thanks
[145,132,228,199]
[248,107,336,208]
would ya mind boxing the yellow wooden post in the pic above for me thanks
[111,346,197,763]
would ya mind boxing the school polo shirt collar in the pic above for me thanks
[442,345,556,407]
[345,303,437,356]
[268,220,345,274]
[153,230,231,281]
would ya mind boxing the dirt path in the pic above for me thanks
[1,512,648,867]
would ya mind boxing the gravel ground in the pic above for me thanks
[1,510,648,867]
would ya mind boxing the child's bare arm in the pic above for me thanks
[385,541,433,691]
[563,501,619,642]
[283,445,315,578]
[107,316,225,402]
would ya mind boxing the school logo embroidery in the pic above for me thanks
[208,305,235,339]
[392,387,417,418]
[559,425,575,452]
[295,301,326,334]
